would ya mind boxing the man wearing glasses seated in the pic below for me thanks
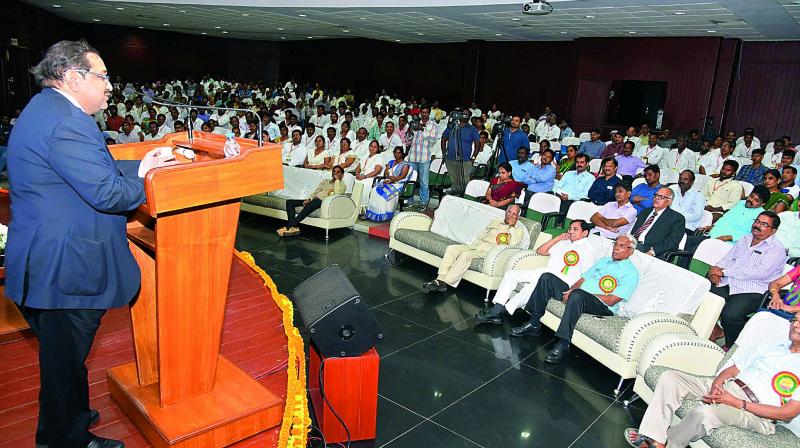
[707,211,787,347]
[626,316,800,448]
[510,235,640,364]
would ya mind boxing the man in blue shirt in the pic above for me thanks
[441,112,481,195]
[631,165,663,213]
[735,148,767,186]
[588,157,621,205]
[511,235,640,364]
[499,115,530,164]
[554,153,595,214]
[520,149,556,203]
[509,147,534,183]
[579,129,606,159]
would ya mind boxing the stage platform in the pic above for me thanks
[0,254,291,448]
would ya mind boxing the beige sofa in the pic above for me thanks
[388,196,551,300]
[241,181,363,239]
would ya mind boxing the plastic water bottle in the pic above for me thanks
[223,132,240,158]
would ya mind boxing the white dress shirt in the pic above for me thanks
[378,133,403,152]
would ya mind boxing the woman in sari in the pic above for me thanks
[763,169,790,213]
[556,144,578,180]
[335,138,358,173]
[304,135,332,170]
[365,146,412,222]
[483,162,522,209]
[355,140,384,211]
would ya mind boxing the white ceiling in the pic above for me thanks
[23,0,800,42]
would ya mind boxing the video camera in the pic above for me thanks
[492,114,512,135]
[408,118,422,132]
[449,109,468,122]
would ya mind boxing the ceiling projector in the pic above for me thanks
[522,0,554,15]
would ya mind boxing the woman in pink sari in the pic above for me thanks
[483,162,523,209]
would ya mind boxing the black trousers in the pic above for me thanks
[710,284,763,345]
[524,273,613,342]
[285,197,322,228]
[19,306,106,448]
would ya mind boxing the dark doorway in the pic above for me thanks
[605,80,667,130]
[1,45,32,115]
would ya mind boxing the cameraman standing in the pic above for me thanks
[441,109,481,196]
[499,115,529,164]
[407,106,438,210]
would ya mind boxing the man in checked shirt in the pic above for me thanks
[707,210,787,346]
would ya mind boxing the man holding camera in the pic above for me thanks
[441,109,481,196]
[407,106,438,210]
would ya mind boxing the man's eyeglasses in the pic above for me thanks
[70,68,110,81]
[653,194,672,201]
[752,219,772,229]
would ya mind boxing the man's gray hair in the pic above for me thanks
[618,234,637,246]
[30,40,99,88]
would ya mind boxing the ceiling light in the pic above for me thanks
[511,18,520,21]
[163,23,170,26]
[707,30,717,33]
[179,10,186,13]
[394,39,401,42]
[585,15,595,19]
[51,4,61,8]
[307,36,313,39]
[138,26,143,29]
[342,29,350,33]
[92,18,100,22]
[280,36,286,40]
[242,13,249,17]
[298,14,307,17]
[627,31,636,34]
[426,17,435,21]
[416,32,425,35]
[559,31,568,34]
[494,33,502,36]
[221,30,228,34]
[359,17,367,21]
[214,26,221,29]
[673,12,686,15]
[201,32,207,35]
[277,27,284,30]
[115,7,124,10]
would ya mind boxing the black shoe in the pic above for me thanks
[476,310,503,325]
[510,322,541,337]
[423,280,447,293]
[86,436,125,448]
[544,343,570,364]
[36,410,101,447]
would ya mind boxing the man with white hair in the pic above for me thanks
[511,234,640,364]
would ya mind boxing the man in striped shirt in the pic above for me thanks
[406,106,438,210]
[708,210,787,346]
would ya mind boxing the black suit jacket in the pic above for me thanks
[631,207,686,257]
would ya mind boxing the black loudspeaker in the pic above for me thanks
[292,264,384,357]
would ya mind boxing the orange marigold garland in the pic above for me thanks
[237,251,310,448]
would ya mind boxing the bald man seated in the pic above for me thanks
[630,187,686,259]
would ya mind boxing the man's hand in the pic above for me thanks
[303,199,310,206]
[138,147,179,178]
[702,386,740,408]
[716,235,732,242]
[558,232,570,241]
[632,195,645,203]
[562,289,573,303]
[696,225,712,234]
[708,266,724,278]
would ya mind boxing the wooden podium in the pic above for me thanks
[106,132,285,448]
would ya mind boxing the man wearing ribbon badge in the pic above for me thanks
[627,316,800,448]
[509,235,640,364]
[477,220,604,324]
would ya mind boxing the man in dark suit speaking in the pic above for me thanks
[630,187,686,259]
[6,41,167,448]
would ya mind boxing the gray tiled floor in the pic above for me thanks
[236,213,644,447]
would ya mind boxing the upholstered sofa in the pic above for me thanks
[505,237,726,395]
[633,313,798,447]
[388,196,551,300]
[241,166,362,239]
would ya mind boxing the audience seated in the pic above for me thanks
[477,220,604,324]
[482,162,523,209]
[686,185,770,252]
[601,132,625,158]
[699,141,736,177]
[510,234,640,364]
[365,146,412,222]
[635,133,666,167]
[277,165,346,237]
[590,182,638,239]
[764,168,791,213]
[304,135,333,170]
[627,316,800,448]
[631,165,663,212]
[735,148,768,185]
[631,187,685,258]
[734,131,761,157]
[588,157,621,205]
[553,153,594,214]
[662,136,698,185]
[708,210,786,345]
[354,140,384,206]
[705,160,743,220]
[519,149,556,202]
[334,138,358,172]
[282,129,306,166]
[616,141,647,179]
[556,144,578,179]
[422,205,524,292]
[578,128,605,159]
[509,147,535,181]
[671,170,706,233]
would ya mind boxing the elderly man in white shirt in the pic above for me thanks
[477,220,605,323]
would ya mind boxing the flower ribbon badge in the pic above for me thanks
[561,250,579,275]
[598,275,618,294]
[496,232,510,245]
[772,371,799,404]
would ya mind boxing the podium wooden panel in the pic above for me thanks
[106,132,285,447]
